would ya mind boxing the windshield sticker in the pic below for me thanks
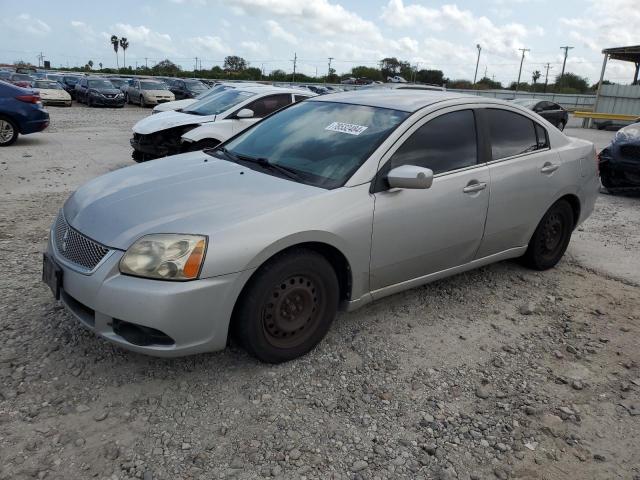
[325,122,368,136]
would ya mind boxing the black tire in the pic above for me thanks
[522,199,574,270]
[186,139,220,152]
[131,149,145,163]
[86,96,93,107]
[233,249,339,363]
[0,116,19,146]
[140,95,146,107]
[126,93,130,104]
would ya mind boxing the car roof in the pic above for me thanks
[233,85,316,96]
[310,89,482,112]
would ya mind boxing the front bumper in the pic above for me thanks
[46,234,251,357]
[43,98,72,107]
[89,95,125,107]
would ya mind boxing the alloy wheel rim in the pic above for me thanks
[0,120,14,143]
[542,213,563,253]
[262,275,322,348]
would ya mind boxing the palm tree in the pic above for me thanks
[110,35,119,69]
[532,70,541,85]
[87,60,94,70]
[99,62,103,70]
[119,37,129,69]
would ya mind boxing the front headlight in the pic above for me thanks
[120,234,207,281]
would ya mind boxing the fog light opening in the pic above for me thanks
[112,319,175,347]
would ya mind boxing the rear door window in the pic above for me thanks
[486,109,539,160]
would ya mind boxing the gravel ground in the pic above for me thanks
[1,106,639,480]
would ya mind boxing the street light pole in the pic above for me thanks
[473,44,482,84]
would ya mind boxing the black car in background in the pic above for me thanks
[512,99,569,131]
[168,79,208,99]
[107,77,128,90]
[599,119,640,193]
[75,77,125,107]
[60,75,81,98]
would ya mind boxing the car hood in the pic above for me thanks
[63,151,323,250]
[615,122,640,143]
[153,98,196,112]
[39,89,70,99]
[133,110,214,134]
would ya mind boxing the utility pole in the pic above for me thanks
[412,62,420,83]
[194,57,198,72]
[327,57,333,83]
[515,48,530,96]
[543,62,553,93]
[473,44,482,84]
[145,57,148,69]
[291,52,297,83]
[484,65,488,78]
[559,46,574,79]
[37,52,45,68]
[261,63,265,80]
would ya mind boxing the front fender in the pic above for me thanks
[181,121,229,143]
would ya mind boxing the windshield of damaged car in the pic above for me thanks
[183,89,256,116]
[88,80,116,89]
[219,101,410,189]
[34,81,63,89]
[141,81,168,90]
[185,80,207,91]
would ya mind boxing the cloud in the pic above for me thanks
[112,23,176,55]
[381,0,543,57]
[266,20,297,44]
[560,0,639,52]
[187,35,229,54]
[70,20,97,41]
[2,14,51,36]
[240,40,267,55]
[222,0,382,39]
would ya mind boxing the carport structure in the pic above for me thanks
[587,45,640,126]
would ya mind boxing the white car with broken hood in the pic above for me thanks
[131,85,314,161]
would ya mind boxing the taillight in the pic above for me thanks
[16,94,41,104]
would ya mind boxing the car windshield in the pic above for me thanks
[12,74,32,81]
[218,101,410,189]
[88,80,115,89]
[183,89,256,116]
[64,76,79,84]
[185,80,207,91]
[196,84,231,99]
[34,81,63,89]
[109,79,126,87]
[141,81,167,90]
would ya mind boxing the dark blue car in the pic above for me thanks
[0,80,49,146]
[599,119,640,192]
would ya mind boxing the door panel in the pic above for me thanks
[370,166,490,290]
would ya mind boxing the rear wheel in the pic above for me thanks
[233,249,339,363]
[522,199,574,270]
[140,95,146,107]
[126,93,130,104]
[0,116,19,146]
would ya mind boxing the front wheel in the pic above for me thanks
[0,117,19,146]
[522,199,574,270]
[233,249,339,363]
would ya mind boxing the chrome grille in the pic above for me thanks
[53,212,110,271]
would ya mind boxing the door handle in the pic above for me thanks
[541,163,559,174]
[463,182,487,194]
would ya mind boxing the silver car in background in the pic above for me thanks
[43,90,599,363]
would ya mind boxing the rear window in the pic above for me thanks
[486,109,539,160]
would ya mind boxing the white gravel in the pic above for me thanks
[1,107,639,480]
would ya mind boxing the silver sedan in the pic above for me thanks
[43,90,600,362]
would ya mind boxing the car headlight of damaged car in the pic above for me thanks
[120,234,207,280]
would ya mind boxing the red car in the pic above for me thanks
[9,73,34,88]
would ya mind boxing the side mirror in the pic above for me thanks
[387,165,434,190]
[235,108,254,119]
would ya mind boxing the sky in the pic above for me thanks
[0,0,638,86]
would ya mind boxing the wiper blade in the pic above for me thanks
[235,153,303,181]
[204,146,238,163]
